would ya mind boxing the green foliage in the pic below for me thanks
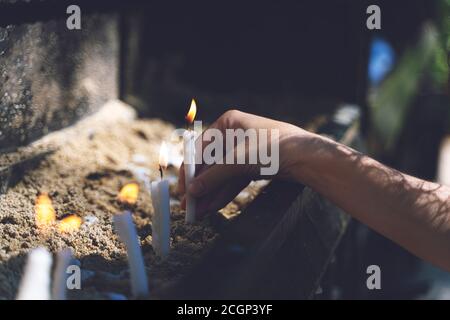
[370,24,441,149]
[433,0,450,87]
[440,0,450,50]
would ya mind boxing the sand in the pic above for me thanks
[0,101,264,299]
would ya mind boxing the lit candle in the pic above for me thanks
[150,142,171,257]
[35,193,56,230]
[52,248,73,300]
[113,211,149,298]
[184,99,197,223]
[16,247,52,300]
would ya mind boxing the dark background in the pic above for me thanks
[120,0,438,128]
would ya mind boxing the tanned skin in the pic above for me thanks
[178,110,450,272]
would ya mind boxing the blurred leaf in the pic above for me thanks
[370,24,441,149]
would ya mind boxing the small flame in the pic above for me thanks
[118,183,139,204]
[159,142,169,170]
[35,193,56,229]
[185,99,197,124]
[58,215,82,233]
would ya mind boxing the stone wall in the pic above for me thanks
[0,7,119,151]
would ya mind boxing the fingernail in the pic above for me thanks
[189,180,205,196]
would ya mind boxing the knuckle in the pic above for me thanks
[224,109,241,119]
[220,109,242,128]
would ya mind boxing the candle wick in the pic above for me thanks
[159,165,163,180]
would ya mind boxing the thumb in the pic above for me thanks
[188,164,245,197]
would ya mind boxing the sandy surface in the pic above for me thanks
[0,101,264,299]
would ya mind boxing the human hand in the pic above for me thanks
[178,109,313,219]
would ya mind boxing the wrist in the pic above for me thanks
[287,131,334,185]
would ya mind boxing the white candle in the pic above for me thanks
[16,247,52,300]
[184,99,197,223]
[113,211,149,298]
[150,142,171,257]
[151,179,170,257]
[52,248,73,300]
[184,130,196,223]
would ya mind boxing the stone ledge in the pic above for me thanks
[0,100,136,194]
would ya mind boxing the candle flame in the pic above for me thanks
[58,215,82,233]
[185,99,197,124]
[35,193,56,229]
[159,141,169,170]
[118,183,139,204]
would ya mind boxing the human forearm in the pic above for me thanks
[180,110,450,270]
[294,133,450,271]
